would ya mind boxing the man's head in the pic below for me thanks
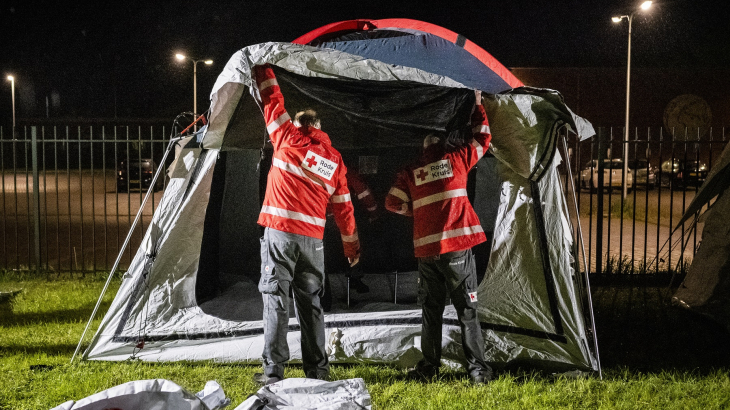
[294,109,321,130]
[423,133,443,150]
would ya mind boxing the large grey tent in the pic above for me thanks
[672,141,730,331]
[80,28,599,373]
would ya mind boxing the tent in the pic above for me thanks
[672,141,730,331]
[80,19,600,374]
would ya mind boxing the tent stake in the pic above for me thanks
[561,135,602,379]
[70,135,184,363]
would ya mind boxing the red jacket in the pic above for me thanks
[254,64,359,258]
[385,104,491,258]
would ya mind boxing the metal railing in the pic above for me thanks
[1,124,727,275]
[566,126,727,274]
[1,125,170,273]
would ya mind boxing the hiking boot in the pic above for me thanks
[407,363,439,382]
[253,372,282,386]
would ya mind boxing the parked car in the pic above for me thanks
[117,159,163,192]
[579,159,634,192]
[627,159,657,189]
[659,159,708,189]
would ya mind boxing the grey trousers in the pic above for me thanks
[259,227,328,380]
[417,248,490,377]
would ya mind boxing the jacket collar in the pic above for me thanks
[300,126,331,145]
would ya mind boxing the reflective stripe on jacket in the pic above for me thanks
[385,104,490,257]
[254,64,359,257]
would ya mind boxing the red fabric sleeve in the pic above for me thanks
[456,104,491,170]
[385,170,413,217]
[347,172,378,217]
[330,165,360,258]
[253,64,304,150]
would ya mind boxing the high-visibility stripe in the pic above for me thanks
[261,205,326,227]
[331,193,351,203]
[367,205,377,212]
[472,124,490,134]
[393,203,410,215]
[412,188,467,209]
[471,139,484,160]
[267,112,291,134]
[388,187,410,202]
[273,157,335,195]
[341,233,359,242]
[357,189,372,200]
[413,225,484,248]
[259,78,278,91]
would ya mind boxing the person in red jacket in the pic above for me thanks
[385,90,493,385]
[253,64,360,385]
[322,167,378,311]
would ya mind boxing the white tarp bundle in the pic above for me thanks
[82,42,598,374]
[51,379,230,410]
[235,378,371,410]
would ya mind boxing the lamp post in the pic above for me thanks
[613,0,652,199]
[175,54,213,129]
[6,75,15,138]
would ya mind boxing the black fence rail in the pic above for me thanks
[1,125,172,273]
[567,126,727,275]
[1,124,728,275]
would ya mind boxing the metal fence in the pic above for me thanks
[1,125,171,273]
[566,126,727,275]
[1,124,727,274]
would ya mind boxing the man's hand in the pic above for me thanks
[348,253,360,267]
[474,90,482,105]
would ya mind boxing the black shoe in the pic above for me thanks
[253,372,283,386]
[351,278,370,293]
[407,363,439,382]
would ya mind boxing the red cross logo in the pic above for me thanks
[469,292,477,302]
[416,169,429,181]
[305,155,318,168]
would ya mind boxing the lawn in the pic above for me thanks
[1,272,729,409]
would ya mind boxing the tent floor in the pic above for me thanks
[198,271,421,322]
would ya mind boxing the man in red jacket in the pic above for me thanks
[385,90,493,384]
[253,64,360,385]
[322,167,379,311]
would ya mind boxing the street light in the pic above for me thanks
[6,75,15,137]
[175,53,213,126]
[613,0,652,199]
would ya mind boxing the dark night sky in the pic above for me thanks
[1,0,728,123]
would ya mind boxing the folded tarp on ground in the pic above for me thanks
[50,379,230,410]
[235,378,371,410]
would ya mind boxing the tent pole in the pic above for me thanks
[561,134,602,379]
[70,135,184,363]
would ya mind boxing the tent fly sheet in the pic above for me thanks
[672,140,730,331]
[83,34,598,374]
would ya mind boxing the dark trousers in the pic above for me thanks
[417,248,490,377]
[259,228,328,380]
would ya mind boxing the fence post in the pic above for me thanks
[595,129,607,274]
[31,126,42,274]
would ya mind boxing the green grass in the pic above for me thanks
[1,273,730,409]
